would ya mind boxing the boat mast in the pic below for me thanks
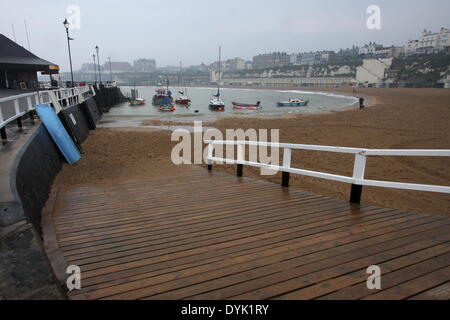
[180,61,187,95]
[217,46,221,98]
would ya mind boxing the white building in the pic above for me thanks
[359,42,383,55]
[356,58,393,85]
[404,40,419,55]
[405,27,450,55]
[225,58,246,71]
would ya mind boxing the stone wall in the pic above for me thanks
[0,88,121,299]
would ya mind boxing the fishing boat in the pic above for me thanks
[277,98,309,107]
[232,101,261,110]
[152,80,174,106]
[129,97,146,106]
[208,46,225,112]
[175,62,191,106]
[128,85,146,106]
[157,96,176,112]
[175,95,191,105]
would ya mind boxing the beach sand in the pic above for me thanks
[54,88,450,217]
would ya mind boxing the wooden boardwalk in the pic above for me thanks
[43,166,450,300]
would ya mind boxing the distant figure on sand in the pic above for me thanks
[359,97,365,109]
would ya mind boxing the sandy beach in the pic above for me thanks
[54,87,450,217]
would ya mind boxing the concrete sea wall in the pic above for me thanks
[0,86,125,299]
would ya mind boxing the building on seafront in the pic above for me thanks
[405,27,450,55]
[358,42,403,59]
[221,76,355,88]
[252,52,290,69]
[106,61,134,73]
[0,34,59,90]
[133,58,156,72]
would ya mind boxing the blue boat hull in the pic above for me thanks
[36,104,81,165]
[277,101,309,107]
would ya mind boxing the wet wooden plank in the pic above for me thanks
[43,165,450,300]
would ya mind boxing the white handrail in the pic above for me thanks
[0,86,94,129]
[204,140,450,195]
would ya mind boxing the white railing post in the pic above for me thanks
[207,143,213,171]
[237,143,244,177]
[0,102,4,124]
[26,96,33,111]
[13,99,20,116]
[350,153,367,204]
[48,91,63,114]
[352,153,367,183]
[282,147,292,187]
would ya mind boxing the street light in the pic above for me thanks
[63,18,74,87]
[92,54,97,83]
[95,45,102,84]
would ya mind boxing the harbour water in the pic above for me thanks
[104,86,358,123]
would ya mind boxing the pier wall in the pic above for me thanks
[0,86,124,299]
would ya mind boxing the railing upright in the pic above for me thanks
[237,143,244,177]
[282,147,292,187]
[350,154,367,204]
[207,144,213,171]
[204,140,450,206]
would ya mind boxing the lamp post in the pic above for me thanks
[95,45,102,84]
[92,54,97,83]
[63,19,74,87]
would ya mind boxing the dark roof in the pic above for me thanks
[0,34,59,73]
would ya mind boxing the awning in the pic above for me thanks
[0,34,60,74]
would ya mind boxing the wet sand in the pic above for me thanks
[54,88,450,216]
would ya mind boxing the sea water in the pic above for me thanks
[102,86,359,124]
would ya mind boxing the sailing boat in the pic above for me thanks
[175,62,191,106]
[208,46,225,112]
[128,82,146,106]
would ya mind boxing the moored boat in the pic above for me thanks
[152,80,174,106]
[209,96,225,111]
[175,62,191,106]
[277,98,309,107]
[208,46,225,112]
[159,104,176,112]
[232,101,261,110]
[127,85,146,106]
[129,97,146,106]
[157,96,176,112]
[175,95,191,105]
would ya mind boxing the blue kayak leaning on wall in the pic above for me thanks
[35,104,81,165]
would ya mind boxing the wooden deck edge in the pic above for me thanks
[42,186,69,291]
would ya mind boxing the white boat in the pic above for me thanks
[277,98,309,107]
[208,46,225,112]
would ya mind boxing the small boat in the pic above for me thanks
[277,98,309,107]
[175,62,191,106]
[159,104,176,112]
[209,46,225,112]
[158,96,176,112]
[128,85,146,106]
[152,80,174,106]
[209,98,225,111]
[232,101,261,110]
[175,94,191,106]
[129,97,146,106]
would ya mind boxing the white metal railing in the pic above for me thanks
[204,140,450,197]
[0,86,94,129]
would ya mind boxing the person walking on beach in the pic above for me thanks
[359,97,365,109]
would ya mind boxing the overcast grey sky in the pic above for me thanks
[1,0,449,72]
